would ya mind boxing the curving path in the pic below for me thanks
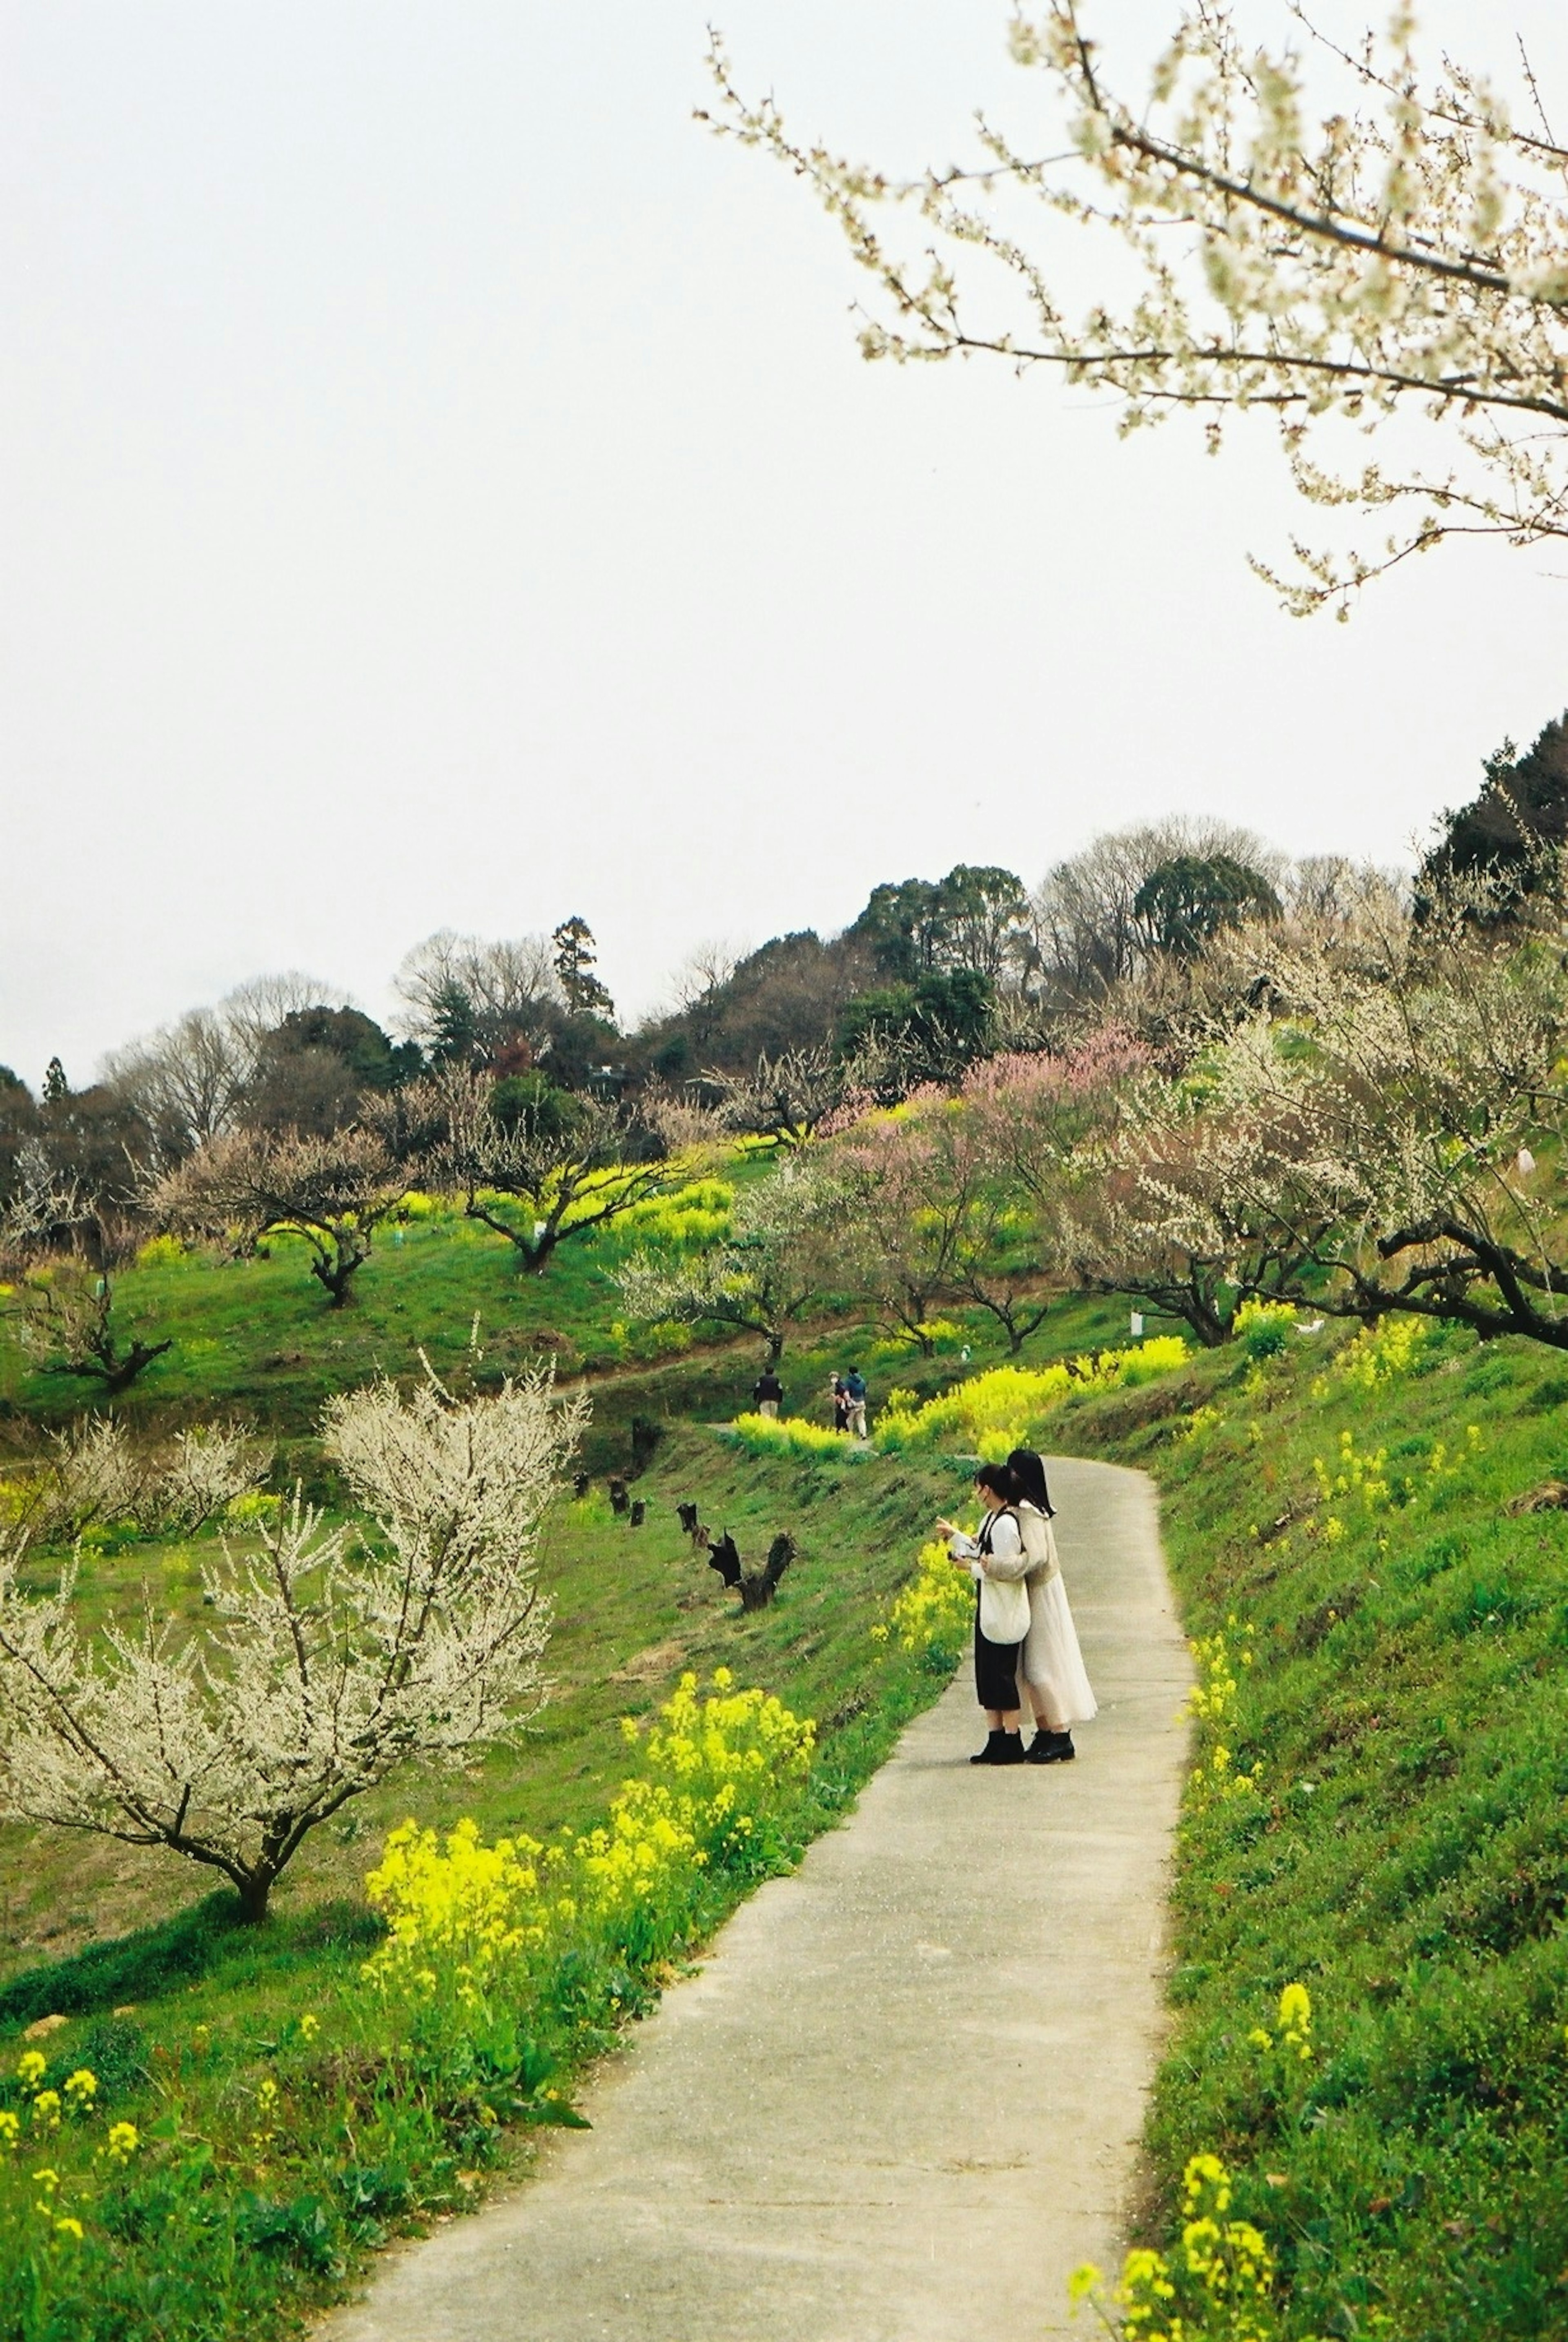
[323,1457,1191,2342]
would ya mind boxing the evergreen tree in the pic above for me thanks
[551,916,616,1022]
[1132,854,1282,959]
[428,978,481,1067]
[848,867,1030,983]
[1421,712,1568,916]
[41,1058,68,1105]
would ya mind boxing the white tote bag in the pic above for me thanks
[977,1572,1031,1643]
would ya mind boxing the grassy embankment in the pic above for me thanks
[19,1196,1566,2339]
[1060,1311,1568,2341]
[0,1166,1135,1473]
[0,1409,986,2342]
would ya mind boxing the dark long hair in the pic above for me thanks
[1006,1448,1055,1518]
[973,1463,1015,1502]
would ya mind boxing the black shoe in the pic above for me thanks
[1027,1729,1075,1764]
[970,1729,1006,1765]
[993,1731,1027,1766]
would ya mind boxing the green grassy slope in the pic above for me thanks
[0,1184,1136,1467]
[0,1428,964,1981]
[1067,1317,1568,2342]
[0,1426,978,2340]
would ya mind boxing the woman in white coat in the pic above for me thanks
[1007,1448,1097,1764]
[936,1464,1032,1766]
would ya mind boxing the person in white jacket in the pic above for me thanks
[936,1464,1032,1767]
[1005,1447,1098,1764]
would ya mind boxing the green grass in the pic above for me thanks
[0,1188,1213,2342]
[0,1183,1138,1469]
[1063,1316,1568,2340]
[0,1157,777,1435]
[0,1422,977,2340]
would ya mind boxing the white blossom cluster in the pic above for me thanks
[617,1156,841,1358]
[0,1368,584,1919]
[707,6,1568,613]
[19,1415,273,1546]
[1058,877,1568,1343]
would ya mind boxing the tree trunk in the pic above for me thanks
[525,1228,559,1273]
[100,1339,174,1395]
[464,1194,557,1272]
[309,1229,370,1305]
[235,1868,275,1925]
[311,1256,355,1306]
[1180,1293,1232,1348]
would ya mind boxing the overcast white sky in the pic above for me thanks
[4,0,1568,1089]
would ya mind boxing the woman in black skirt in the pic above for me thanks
[937,1464,1031,1766]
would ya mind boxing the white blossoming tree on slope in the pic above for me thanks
[0,1370,584,1923]
[1189,910,1568,1344]
[617,1156,840,1365]
[707,5,1568,613]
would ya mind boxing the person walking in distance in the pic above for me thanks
[752,1366,784,1419]
[1007,1448,1097,1764]
[937,1466,1031,1766]
[829,1373,851,1435]
[844,1366,868,1441]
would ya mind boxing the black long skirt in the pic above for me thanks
[973,1597,1025,1711]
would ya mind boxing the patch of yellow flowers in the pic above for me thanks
[875,1538,973,1662]
[732,1412,853,1460]
[1336,1315,1429,1390]
[364,1671,816,2009]
[1070,2150,1278,2341]
[0,2051,141,2258]
[875,1338,1190,1459]
[1310,1428,1392,1524]
[1070,1989,1320,2336]
[1184,1630,1263,1815]
[633,1669,814,1866]
[1249,1982,1314,2066]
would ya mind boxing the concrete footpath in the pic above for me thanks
[323,1457,1191,2342]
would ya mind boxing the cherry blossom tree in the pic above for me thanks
[707,1045,846,1150]
[1194,900,1568,1345]
[826,1099,981,1354]
[416,1066,668,1272]
[1058,1069,1341,1344]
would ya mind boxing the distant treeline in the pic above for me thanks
[4,713,1565,1222]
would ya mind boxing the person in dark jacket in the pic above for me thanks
[752,1367,784,1419]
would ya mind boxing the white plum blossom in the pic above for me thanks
[706,7,1568,615]
[0,1368,584,1921]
